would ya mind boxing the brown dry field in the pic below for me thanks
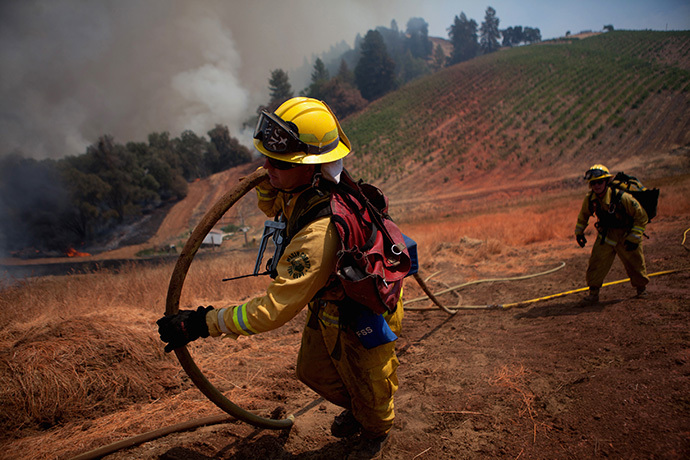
[1,160,689,460]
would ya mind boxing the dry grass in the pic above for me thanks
[0,256,276,459]
[657,180,690,217]
[403,200,576,270]
[489,364,552,444]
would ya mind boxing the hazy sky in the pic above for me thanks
[1,0,688,160]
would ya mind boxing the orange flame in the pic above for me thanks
[65,247,91,257]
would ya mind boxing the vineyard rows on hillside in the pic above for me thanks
[344,31,690,191]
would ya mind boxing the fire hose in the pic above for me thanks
[164,167,295,430]
[407,266,688,311]
[158,168,454,431]
[407,262,567,311]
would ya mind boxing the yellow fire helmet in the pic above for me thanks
[253,97,351,165]
[584,164,613,182]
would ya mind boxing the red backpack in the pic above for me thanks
[328,170,412,314]
[252,169,413,315]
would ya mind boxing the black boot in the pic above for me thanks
[331,409,362,438]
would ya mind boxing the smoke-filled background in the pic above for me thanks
[1,0,689,160]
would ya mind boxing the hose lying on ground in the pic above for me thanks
[407,268,688,311]
[69,214,690,458]
[68,414,234,460]
[407,262,566,311]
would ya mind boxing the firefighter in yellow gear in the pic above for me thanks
[575,164,649,303]
[158,98,402,450]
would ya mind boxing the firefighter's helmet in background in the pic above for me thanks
[584,164,613,182]
[253,97,351,165]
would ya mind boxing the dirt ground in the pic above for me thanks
[73,216,689,460]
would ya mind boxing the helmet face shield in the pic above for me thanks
[584,164,613,182]
[584,168,608,181]
[253,110,338,155]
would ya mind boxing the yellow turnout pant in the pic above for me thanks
[296,300,403,437]
[586,229,649,291]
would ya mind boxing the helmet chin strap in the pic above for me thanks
[310,166,324,191]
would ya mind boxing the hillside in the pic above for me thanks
[343,30,690,202]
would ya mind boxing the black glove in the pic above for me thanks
[624,240,639,251]
[157,306,213,353]
[576,234,587,248]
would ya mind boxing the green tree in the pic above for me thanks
[304,58,331,99]
[400,50,430,82]
[406,17,433,59]
[354,29,397,101]
[147,132,188,200]
[447,12,479,65]
[523,27,541,44]
[126,141,165,197]
[377,20,406,66]
[58,163,111,242]
[174,130,210,180]
[207,124,252,172]
[268,69,293,110]
[337,59,355,86]
[311,57,330,83]
[85,135,144,223]
[317,78,368,118]
[480,6,501,54]
[431,43,446,71]
[502,26,523,46]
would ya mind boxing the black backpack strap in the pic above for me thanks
[285,185,333,243]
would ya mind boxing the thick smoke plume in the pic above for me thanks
[0,0,414,160]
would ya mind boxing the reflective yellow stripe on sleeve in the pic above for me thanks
[320,310,339,327]
[232,303,260,336]
[256,188,276,201]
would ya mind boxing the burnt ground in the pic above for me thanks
[88,217,690,460]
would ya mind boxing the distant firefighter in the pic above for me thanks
[574,164,649,304]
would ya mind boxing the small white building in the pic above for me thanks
[202,229,223,247]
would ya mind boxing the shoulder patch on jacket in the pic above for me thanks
[287,251,311,279]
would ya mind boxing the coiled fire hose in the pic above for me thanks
[164,167,295,430]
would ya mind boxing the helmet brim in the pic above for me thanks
[587,173,612,182]
[254,138,351,164]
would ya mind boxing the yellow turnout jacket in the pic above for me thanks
[206,185,339,338]
[575,187,648,245]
